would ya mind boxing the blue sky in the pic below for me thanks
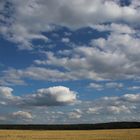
[0,0,140,124]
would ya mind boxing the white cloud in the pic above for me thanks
[0,86,14,99]
[1,29,140,84]
[23,67,72,81]
[68,109,82,119]
[67,93,140,123]
[123,94,140,102]
[0,68,26,86]
[105,82,124,89]
[0,86,77,107]
[0,86,20,106]
[2,29,140,83]
[61,37,70,43]
[23,86,77,106]
[0,116,6,122]
[0,89,140,123]
[89,82,123,90]
[68,112,81,119]
[0,111,33,124]
[131,0,140,8]
[87,107,102,114]
[0,0,140,124]
[0,0,140,49]
[102,93,140,103]
[12,111,33,120]
[0,67,75,85]
[0,87,19,108]
[89,83,104,90]
[127,86,140,90]
[92,23,136,34]
[39,32,140,81]
[107,105,131,114]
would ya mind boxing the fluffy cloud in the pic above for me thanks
[0,110,33,124]
[107,105,131,114]
[68,108,82,119]
[0,86,77,107]
[0,87,140,123]
[61,37,70,43]
[12,111,33,120]
[0,86,20,106]
[127,86,140,90]
[0,0,140,49]
[1,29,140,83]
[23,86,77,106]
[105,82,124,89]
[31,34,137,82]
[47,93,140,123]
[89,82,123,90]
[0,1,140,84]
[85,93,140,116]
[92,23,136,34]
[87,107,102,114]
[0,67,75,85]
[0,0,140,124]
[123,94,140,102]
[0,116,6,122]
[89,83,104,90]
[0,86,14,99]
[0,68,26,86]
[68,112,81,119]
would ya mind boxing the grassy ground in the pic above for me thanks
[0,129,139,140]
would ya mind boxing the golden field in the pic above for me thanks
[0,129,140,140]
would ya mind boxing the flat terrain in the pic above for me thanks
[0,129,140,140]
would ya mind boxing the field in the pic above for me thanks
[0,129,140,140]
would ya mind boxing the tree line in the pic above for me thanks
[0,122,140,130]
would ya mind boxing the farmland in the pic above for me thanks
[0,129,140,140]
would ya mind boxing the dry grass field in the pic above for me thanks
[0,129,140,140]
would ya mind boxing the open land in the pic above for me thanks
[0,129,140,140]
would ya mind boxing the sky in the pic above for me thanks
[0,0,140,124]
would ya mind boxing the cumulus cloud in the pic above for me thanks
[107,105,131,114]
[0,86,140,123]
[122,94,140,102]
[1,28,140,84]
[68,112,81,119]
[92,23,136,34]
[85,93,140,116]
[0,111,33,124]
[0,0,140,124]
[52,93,140,123]
[2,30,140,83]
[67,108,82,119]
[0,0,140,49]
[0,86,77,107]
[0,116,6,122]
[0,1,140,84]
[102,93,140,104]
[127,86,140,90]
[89,82,123,90]
[0,86,20,106]
[11,111,33,120]
[105,82,124,89]
[0,86,14,99]
[0,67,75,85]
[61,37,70,43]
[89,83,104,90]
[23,86,77,106]
[0,68,26,86]
[37,32,140,81]
[87,107,103,114]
